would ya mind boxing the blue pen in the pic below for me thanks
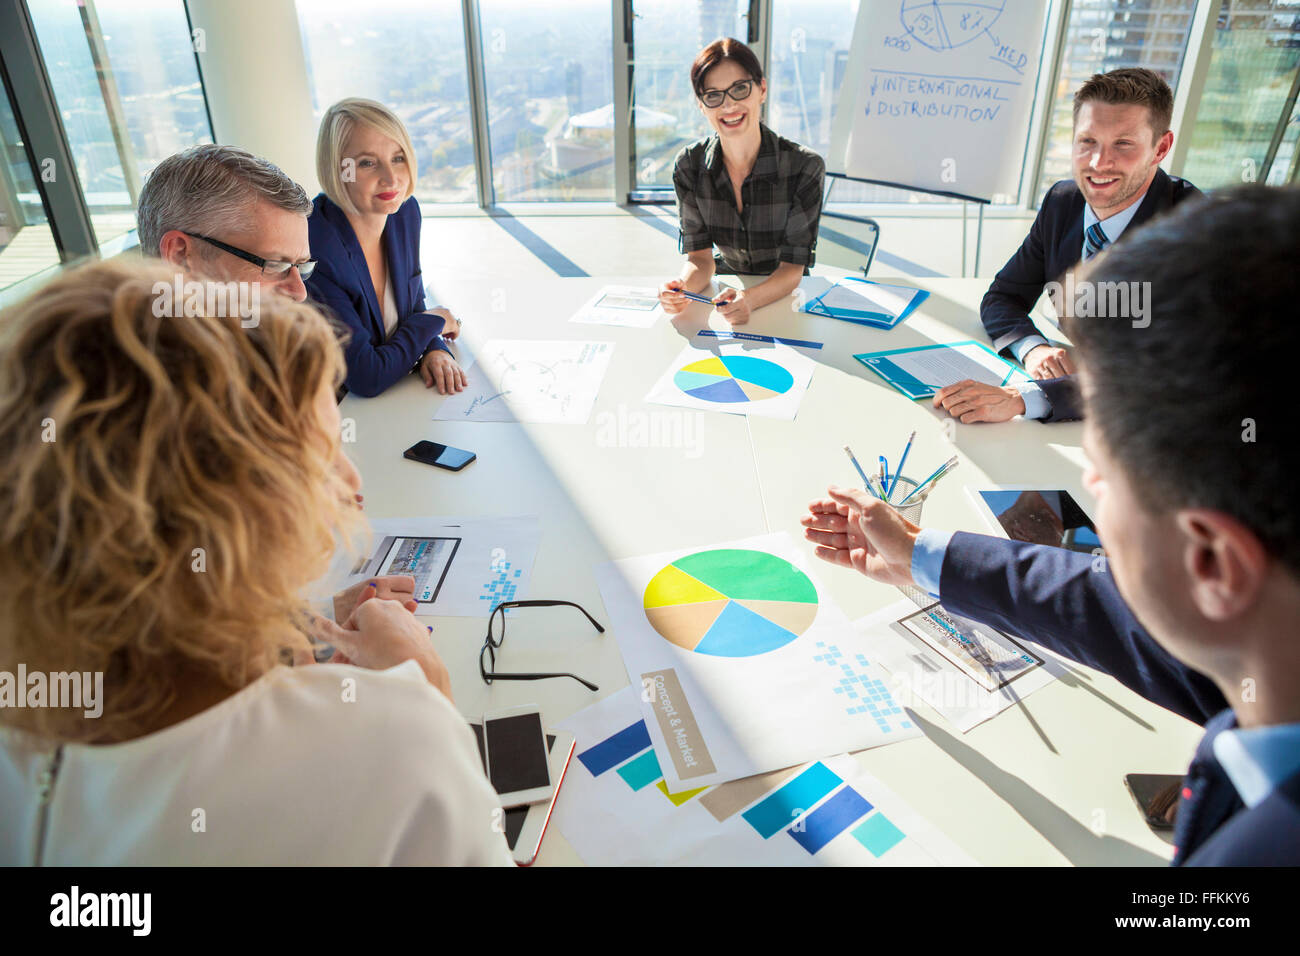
[878,456,889,502]
[843,446,882,499]
[677,289,717,305]
[887,430,916,501]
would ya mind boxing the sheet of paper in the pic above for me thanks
[594,532,920,791]
[553,686,976,866]
[432,340,613,424]
[343,515,540,617]
[815,280,923,318]
[569,285,663,328]
[644,338,816,421]
[855,599,1061,733]
[885,342,1016,389]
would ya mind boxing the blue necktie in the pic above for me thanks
[1083,221,1110,260]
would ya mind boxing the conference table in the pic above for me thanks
[338,271,1202,867]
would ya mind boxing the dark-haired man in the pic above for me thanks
[804,185,1300,865]
[936,68,1201,425]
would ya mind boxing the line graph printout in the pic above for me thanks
[570,285,663,328]
[854,599,1061,732]
[433,340,614,424]
[896,601,1041,692]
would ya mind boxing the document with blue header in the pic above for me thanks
[801,276,928,329]
[854,340,1031,400]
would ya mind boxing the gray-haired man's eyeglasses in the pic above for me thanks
[185,232,316,280]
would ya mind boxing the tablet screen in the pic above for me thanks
[977,489,1101,553]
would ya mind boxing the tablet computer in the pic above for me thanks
[967,486,1102,554]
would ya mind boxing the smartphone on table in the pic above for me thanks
[403,440,476,472]
[1124,772,1183,830]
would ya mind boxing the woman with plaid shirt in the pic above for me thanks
[659,38,825,326]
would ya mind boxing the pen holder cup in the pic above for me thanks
[883,476,929,525]
[883,476,935,610]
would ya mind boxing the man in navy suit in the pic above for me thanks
[935,69,1201,425]
[804,186,1300,865]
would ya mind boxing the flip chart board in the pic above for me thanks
[828,0,1050,202]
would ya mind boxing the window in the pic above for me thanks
[27,0,213,246]
[768,0,963,204]
[628,0,748,192]
[1181,0,1300,189]
[1035,0,1196,203]
[297,0,478,203]
[479,0,614,201]
[0,68,59,292]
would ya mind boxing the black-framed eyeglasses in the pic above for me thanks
[185,232,317,281]
[699,79,755,109]
[481,600,604,691]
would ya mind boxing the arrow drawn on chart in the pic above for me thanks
[464,390,510,416]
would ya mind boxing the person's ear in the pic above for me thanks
[1175,508,1269,622]
[1153,129,1174,165]
[156,229,195,270]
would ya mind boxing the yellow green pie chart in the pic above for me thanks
[673,355,795,403]
[642,549,818,657]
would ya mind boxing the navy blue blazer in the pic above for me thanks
[981,169,1202,423]
[939,532,1300,865]
[306,194,449,398]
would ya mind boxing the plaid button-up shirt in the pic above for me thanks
[673,123,825,275]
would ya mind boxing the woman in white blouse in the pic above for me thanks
[0,258,511,866]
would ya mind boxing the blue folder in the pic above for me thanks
[801,277,929,330]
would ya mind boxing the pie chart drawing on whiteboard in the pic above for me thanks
[642,549,818,657]
[900,0,1004,51]
[673,355,794,404]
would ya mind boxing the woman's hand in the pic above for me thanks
[420,349,468,394]
[426,308,460,341]
[313,585,453,700]
[659,280,690,315]
[713,288,751,325]
[332,575,417,624]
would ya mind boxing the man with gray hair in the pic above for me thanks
[137,144,315,302]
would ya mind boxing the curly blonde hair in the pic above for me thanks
[0,258,359,743]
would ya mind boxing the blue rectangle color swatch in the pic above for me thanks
[853,813,907,857]
[577,720,651,777]
[741,762,842,838]
[788,786,874,854]
[615,749,664,791]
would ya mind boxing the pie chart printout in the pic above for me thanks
[642,549,819,657]
[673,355,795,404]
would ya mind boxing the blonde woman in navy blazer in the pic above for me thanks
[307,99,467,398]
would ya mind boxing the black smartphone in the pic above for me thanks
[1124,772,1183,830]
[403,440,476,471]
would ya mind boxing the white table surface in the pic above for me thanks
[338,273,1201,866]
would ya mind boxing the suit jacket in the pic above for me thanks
[938,532,1300,865]
[981,169,1202,422]
[306,194,448,398]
